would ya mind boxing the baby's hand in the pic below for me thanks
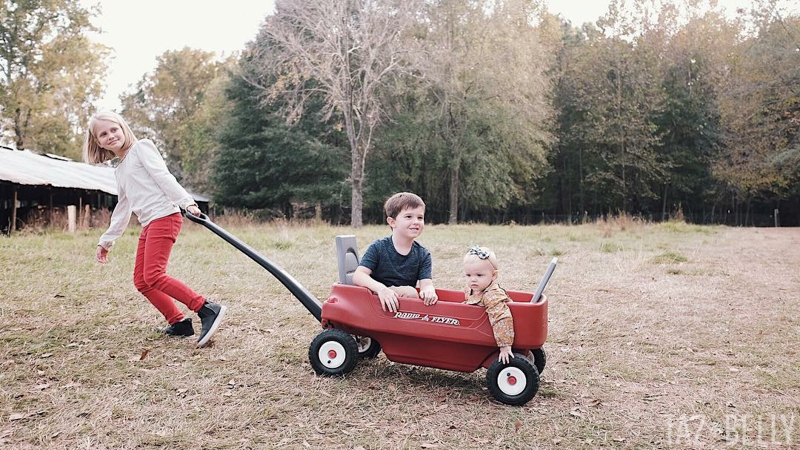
[499,346,513,364]
[420,287,438,306]
[377,286,399,313]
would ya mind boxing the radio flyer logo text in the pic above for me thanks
[393,311,460,326]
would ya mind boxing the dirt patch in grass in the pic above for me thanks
[1,222,798,448]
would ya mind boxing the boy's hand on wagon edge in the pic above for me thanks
[377,286,399,313]
[96,245,109,264]
[420,287,438,306]
[186,205,201,216]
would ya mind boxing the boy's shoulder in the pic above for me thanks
[411,239,430,253]
[367,236,429,256]
[367,235,393,249]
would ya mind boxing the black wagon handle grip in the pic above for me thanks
[184,210,208,224]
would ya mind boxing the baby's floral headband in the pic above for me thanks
[467,246,490,260]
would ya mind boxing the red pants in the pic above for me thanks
[133,213,205,324]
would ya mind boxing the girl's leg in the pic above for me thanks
[134,222,185,325]
[141,214,206,312]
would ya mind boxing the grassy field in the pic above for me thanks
[1,218,798,449]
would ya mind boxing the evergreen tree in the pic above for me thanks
[550,1,668,216]
[653,11,731,221]
[212,55,348,215]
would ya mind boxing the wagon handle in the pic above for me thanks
[183,211,323,322]
[184,211,209,224]
[531,257,557,303]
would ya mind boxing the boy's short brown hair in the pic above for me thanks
[384,192,425,219]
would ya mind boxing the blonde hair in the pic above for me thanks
[464,246,499,270]
[384,192,425,219]
[83,111,138,164]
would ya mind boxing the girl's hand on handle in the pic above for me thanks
[499,346,513,364]
[96,245,109,264]
[186,205,201,216]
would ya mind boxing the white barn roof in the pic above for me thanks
[0,147,210,202]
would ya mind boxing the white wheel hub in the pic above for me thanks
[354,335,372,353]
[497,367,527,396]
[318,341,347,369]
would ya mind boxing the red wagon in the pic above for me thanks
[187,213,555,405]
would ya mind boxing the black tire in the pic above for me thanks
[308,329,359,376]
[486,353,540,406]
[531,347,546,375]
[352,335,381,359]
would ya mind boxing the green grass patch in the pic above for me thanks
[652,250,688,263]
[270,240,293,250]
[657,221,716,235]
[600,242,623,253]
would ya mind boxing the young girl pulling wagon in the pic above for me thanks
[84,111,226,347]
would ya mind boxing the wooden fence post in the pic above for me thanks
[774,209,780,228]
[67,205,77,233]
[10,187,18,234]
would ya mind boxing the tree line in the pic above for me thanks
[2,0,798,226]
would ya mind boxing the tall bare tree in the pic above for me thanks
[249,0,417,227]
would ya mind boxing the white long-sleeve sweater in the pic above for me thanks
[98,139,196,250]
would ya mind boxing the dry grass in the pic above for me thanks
[17,207,112,233]
[1,220,798,449]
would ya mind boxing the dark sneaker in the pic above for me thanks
[197,301,227,348]
[163,317,194,337]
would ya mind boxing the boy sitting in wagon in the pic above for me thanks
[353,192,438,312]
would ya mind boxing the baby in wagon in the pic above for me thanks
[463,246,516,363]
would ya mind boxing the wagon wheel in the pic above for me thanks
[486,353,540,406]
[352,335,381,359]
[531,347,546,375]
[309,329,359,376]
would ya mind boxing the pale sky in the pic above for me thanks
[84,0,762,111]
[82,0,277,111]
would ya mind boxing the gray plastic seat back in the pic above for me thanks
[335,235,360,285]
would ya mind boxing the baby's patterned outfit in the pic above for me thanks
[464,281,514,347]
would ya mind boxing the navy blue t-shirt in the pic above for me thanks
[359,236,432,287]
